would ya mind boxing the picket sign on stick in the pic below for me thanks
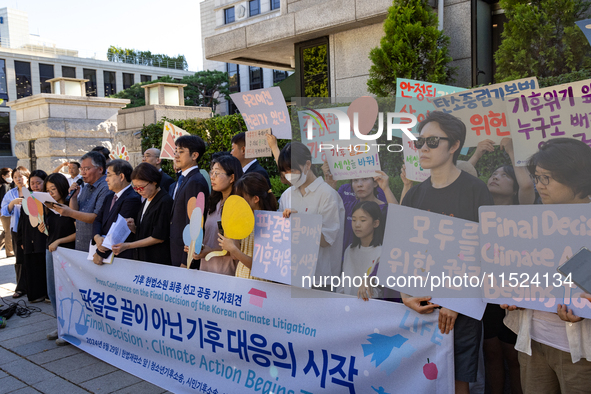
[245,128,272,159]
[160,121,190,160]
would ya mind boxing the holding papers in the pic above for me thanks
[87,215,131,264]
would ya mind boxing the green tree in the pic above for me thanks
[182,70,231,113]
[110,76,176,108]
[367,0,454,97]
[107,46,188,70]
[495,0,591,81]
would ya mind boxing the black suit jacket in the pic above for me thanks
[169,168,209,267]
[93,186,141,259]
[160,171,175,193]
[245,160,271,189]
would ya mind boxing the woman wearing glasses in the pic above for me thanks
[111,163,173,265]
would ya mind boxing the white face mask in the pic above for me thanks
[5,177,12,183]
[286,168,308,188]
[284,173,300,185]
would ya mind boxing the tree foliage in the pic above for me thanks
[183,70,231,113]
[367,0,455,97]
[107,46,188,70]
[494,0,591,81]
[302,45,329,97]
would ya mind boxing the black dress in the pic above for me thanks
[18,209,48,302]
[133,189,173,265]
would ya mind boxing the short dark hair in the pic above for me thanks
[212,151,232,161]
[69,161,81,169]
[29,170,48,189]
[131,163,162,188]
[277,141,311,173]
[92,146,110,161]
[527,138,591,199]
[175,135,206,164]
[231,132,246,148]
[81,151,107,174]
[107,160,133,182]
[44,173,70,202]
[417,111,466,165]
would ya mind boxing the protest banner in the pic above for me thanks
[245,128,272,158]
[161,122,190,160]
[505,79,591,165]
[429,77,539,148]
[395,79,467,182]
[251,211,321,286]
[230,87,291,139]
[376,204,487,320]
[479,204,591,317]
[54,248,454,393]
[298,106,349,164]
[323,138,381,181]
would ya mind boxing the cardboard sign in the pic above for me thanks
[245,128,272,158]
[430,77,539,148]
[479,204,591,318]
[505,79,591,165]
[160,121,189,160]
[230,87,291,139]
[376,204,486,320]
[110,142,130,161]
[324,138,381,181]
[298,106,349,164]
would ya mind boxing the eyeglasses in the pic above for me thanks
[209,171,228,179]
[132,182,150,193]
[80,166,97,172]
[531,174,551,186]
[414,136,451,150]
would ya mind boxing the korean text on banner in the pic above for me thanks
[53,247,454,393]
[298,106,349,164]
[479,204,591,317]
[161,122,190,160]
[230,87,291,139]
[376,204,486,320]
[245,128,272,159]
[324,138,381,181]
[429,77,539,148]
[505,79,591,165]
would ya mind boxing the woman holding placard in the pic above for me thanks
[502,138,591,393]
[111,163,173,266]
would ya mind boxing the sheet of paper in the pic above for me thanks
[87,241,114,264]
[31,192,60,215]
[102,215,131,250]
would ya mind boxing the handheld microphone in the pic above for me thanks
[65,178,84,204]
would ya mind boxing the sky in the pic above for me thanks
[10,0,205,71]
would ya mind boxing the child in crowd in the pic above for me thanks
[218,172,278,280]
[337,201,384,300]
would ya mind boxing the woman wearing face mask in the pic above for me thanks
[1,166,30,297]
[279,142,345,289]
[0,167,14,257]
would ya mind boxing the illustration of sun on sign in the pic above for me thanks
[110,142,130,161]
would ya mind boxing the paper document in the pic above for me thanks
[87,242,114,264]
[101,214,131,250]
[31,192,60,215]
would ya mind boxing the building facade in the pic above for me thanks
[0,7,194,168]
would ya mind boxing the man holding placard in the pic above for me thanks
[400,111,493,394]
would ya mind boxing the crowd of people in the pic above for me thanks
[1,111,590,393]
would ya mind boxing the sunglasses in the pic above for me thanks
[414,136,451,149]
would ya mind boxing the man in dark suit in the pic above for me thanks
[142,148,175,193]
[169,135,210,268]
[92,160,141,264]
[231,132,272,188]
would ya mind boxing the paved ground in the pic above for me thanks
[0,251,173,394]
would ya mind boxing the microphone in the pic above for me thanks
[65,178,84,204]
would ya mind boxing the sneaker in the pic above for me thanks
[47,330,58,340]
[55,338,69,346]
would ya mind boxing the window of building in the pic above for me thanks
[249,0,260,16]
[227,63,240,92]
[296,37,329,98]
[225,7,235,24]
[104,71,116,96]
[39,64,54,93]
[273,70,288,84]
[141,75,151,83]
[62,66,76,78]
[0,113,11,156]
[0,59,8,106]
[271,0,280,10]
[14,61,32,99]
[84,69,97,97]
[123,73,134,90]
[249,66,263,90]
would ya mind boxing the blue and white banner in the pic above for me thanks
[54,248,454,393]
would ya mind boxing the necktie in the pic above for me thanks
[173,174,185,199]
[109,194,118,211]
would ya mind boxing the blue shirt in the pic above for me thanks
[1,187,22,232]
[75,175,110,252]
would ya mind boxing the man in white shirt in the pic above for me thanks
[53,161,82,186]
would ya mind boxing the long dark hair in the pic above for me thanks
[0,167,11,185]
[492,165,519,205]
[234,173,278,211]
[28,170,47,191]
[350,201,385,248]
[44,173,70,203]
[208,155,243,214]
